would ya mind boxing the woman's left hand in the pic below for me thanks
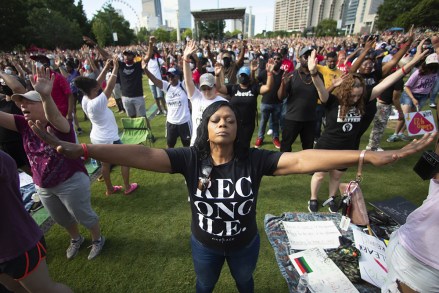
[367,132,437,166]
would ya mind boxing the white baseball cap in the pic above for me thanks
[199,73,215,88]
[425,53,438,65]
[11,91,42,103]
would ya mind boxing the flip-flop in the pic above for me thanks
[105,185,122,196]
[124,183,138,195]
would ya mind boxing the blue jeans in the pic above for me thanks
[191,234,260,293]
[258,103,281,139]
[268,100,287,132]
[400,92,429,109]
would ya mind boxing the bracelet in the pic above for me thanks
[267,72,273,76]
[81,143,88,161]
[401,66,407,75]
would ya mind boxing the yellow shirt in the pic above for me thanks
[316,65,342,103]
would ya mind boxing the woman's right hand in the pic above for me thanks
[28,120,84,159]
[183,40,197,60]
[308,50,318,73]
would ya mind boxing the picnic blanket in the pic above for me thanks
[264,212,380,293]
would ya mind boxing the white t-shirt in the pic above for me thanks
[161,80,191,125]
[189,89,227,146]
[82,92,120,144]
[147,57,164,85]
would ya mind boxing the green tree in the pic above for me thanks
[0,0,30,50]
[376,0,418,30]
[182,28,192,40]
[315,19,337,37]
[153,28,170,42]
[26,7,82,49]
[394,0,439,29]
[198,20,226,40]
[91,5,135,46]
[169,29,178,42]
[136,27,150,44]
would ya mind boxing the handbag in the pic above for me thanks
[339,150,370,227]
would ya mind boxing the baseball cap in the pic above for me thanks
[11,91,42,103]
[199,73,215,88]
[222,52,232,59]
[237,67,250,76]
[167,67,181,76]
[123,50,135,56]
[299,46,313,57]
[425,53,438,65]
[30,54,50,64]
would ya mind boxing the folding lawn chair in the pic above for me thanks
[120,117,155,147]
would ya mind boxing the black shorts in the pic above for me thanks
[314,141,349,172]
[0,237,47,280]
[0,141,29,168]
[167,121,191,148]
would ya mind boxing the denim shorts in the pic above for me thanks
[400,92,429,109]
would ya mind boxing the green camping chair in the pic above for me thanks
[120,117,154,147]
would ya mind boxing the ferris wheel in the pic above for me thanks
[102,0,142,28]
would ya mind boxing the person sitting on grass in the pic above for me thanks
[30,100,435,293]
[74,57,138,196]
[0,65,105,261]
[0,150,73,293]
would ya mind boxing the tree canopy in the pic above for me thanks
[315,19,338,37]
[376,0,439,30]
[198,20,226,40]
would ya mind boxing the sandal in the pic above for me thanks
[105,186,122,196]
[124,183,138,195]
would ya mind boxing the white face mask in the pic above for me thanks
[189,63,195,70]
[35,62,44,69]
[4,69,12,75]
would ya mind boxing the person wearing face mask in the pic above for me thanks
[215,59,275,148]
[29,55,75,124]
[144,66,191,148]
[83,36,153,136]
[183,40,228,146]
[278,47,323,152]
[220,41,246,86]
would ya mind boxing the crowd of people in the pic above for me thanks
[1,29,438,292]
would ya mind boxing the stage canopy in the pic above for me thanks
[191,8,246,40]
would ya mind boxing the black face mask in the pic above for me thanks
[238,75,250,85]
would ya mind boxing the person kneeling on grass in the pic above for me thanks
[29,101,435,293]
[0,66,104,261]
[0,150,73,293]
[74,57,138,196]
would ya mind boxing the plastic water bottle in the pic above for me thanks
[296,273,309,293]
[91,159,98,168]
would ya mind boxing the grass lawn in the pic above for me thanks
[43,77,432,292]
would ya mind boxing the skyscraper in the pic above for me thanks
[177,0,191,29]
[142,0,163,30]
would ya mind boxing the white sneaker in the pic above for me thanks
[266,129,273,136]
[66,235,84,259]
[88,236,105,260]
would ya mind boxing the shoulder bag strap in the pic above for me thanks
[356,150,366,183]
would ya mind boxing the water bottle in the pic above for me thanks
[91,159,98,168]
[296,273,309,293]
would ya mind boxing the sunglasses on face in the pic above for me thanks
[200,85,213,91]
[167,74,175,78]
[273,57,281,61]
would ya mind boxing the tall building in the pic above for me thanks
[273,0,380,34]
[177,0,191,29]
[230,13,255,37]
[142,0,163,30]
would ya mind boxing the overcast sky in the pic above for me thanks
[79,0,274,33]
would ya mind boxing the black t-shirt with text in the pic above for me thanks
[165,147,282,251]
[315,94,363,150]
[226,84,260,126]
